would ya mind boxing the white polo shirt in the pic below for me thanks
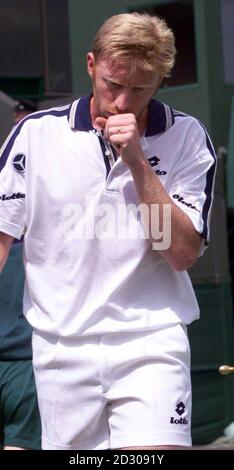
[0,96,216,337]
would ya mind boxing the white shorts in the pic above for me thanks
[32,324,191,449]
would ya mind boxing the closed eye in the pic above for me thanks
[134,87,145,92]
[104,79,122,90]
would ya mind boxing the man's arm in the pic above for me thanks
[95,113,203,271]
[0,232,14,272]
[127,156,202,271]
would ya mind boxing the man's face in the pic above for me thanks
[87,53,161,125]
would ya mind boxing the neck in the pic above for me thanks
[137,109,148,136]
[90,97,98,128]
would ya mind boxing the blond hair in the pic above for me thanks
[92,13,176,79]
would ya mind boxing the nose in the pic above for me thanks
[114,91,131,113]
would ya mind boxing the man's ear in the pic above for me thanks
[87,52,95,79]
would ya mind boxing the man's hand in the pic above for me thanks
[95,114,144,165]
[94,116,201,271]
[0,232,14,272]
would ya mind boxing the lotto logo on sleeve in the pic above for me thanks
[12,154,26,173]
[0,192,25,201]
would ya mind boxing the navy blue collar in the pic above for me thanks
[68,94,174,136]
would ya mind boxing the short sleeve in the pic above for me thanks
[169,119,216,248]
[0,125,26,239]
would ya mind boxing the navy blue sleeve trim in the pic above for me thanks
[201,130,217,240]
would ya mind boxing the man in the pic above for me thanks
[0,13,216,449]
[0,100,41,450]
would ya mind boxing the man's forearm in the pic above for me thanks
[0,233,14,272]
[128,156,202,271]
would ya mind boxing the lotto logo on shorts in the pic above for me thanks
[170,401,188,425]
[175,401,186,416]
[170,416,188,425]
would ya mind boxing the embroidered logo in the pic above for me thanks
[12,154,26,173]
[0,192,25,201]
[172,194,200,212]
[170,401,188,425]
[148,155,160,167]
[175,401,186,416]
[148,156,167,176]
